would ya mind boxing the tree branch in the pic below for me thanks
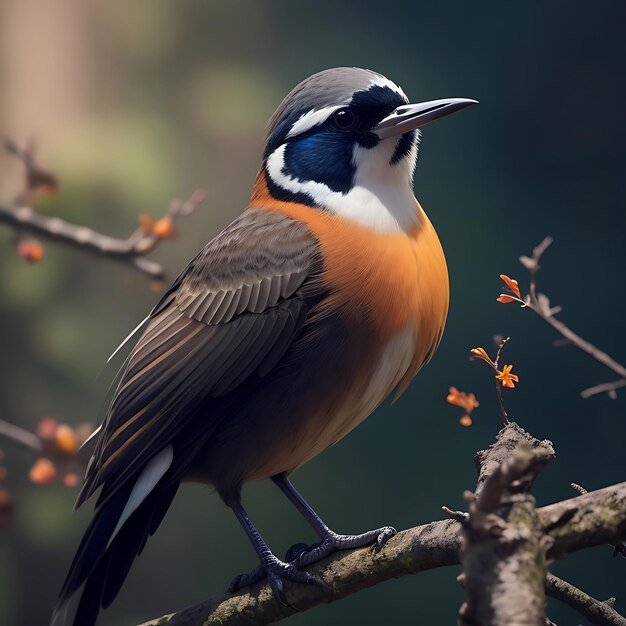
[459,425,555,625]
[0,136,205,280]
[0,418,42,453]
[546,574,626,626]
[139,480,626,625]
[0,189,205,280]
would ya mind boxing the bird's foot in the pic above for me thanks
[289,526,397,567]
[229,554,326,607]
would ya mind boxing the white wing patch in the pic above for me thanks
[107,444,173,548]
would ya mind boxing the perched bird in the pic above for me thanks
[52,67,475,625]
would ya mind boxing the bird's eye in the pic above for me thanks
[332,108,358,131]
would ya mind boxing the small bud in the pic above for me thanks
[470,347,495,366]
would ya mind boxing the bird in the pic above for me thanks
[52,67,476,625]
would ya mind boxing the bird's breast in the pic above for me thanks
[254,183,449,399]
[196,191,450,484]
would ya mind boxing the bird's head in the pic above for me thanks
[258,67,476,232]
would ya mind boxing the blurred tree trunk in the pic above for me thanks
[0,0,95,191]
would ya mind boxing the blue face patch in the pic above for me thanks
[282,128,356,194]
[265,79,412,206]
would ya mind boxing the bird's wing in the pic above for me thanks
[77,208,322,507]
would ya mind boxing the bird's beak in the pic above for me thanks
[373,98,478,139]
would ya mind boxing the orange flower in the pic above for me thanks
[459,415,473,427]
[496,364,519,389]
[470,347,495,367]
[29,458,57,484]
[447,387,480,412]
[499,274,521,297]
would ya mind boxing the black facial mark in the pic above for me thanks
[390,131,416,165]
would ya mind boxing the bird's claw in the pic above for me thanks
[292,525,397,567]
[229,555,326,607]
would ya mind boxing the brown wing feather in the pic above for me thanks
[77,209,321,507]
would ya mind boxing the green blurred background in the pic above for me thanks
[1,1,625,624]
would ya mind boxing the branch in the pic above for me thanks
[581,378,626,400]
[0,190,205,279]
[546,574,626,626]
[0,137,205,279]
[139,480,626,625]
[459,424,555,625]
[0,418,42,453]
[516,238,626,399]
[140,519,462,626]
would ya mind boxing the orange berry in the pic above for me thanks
[29,458,57,484]
[152,218,174,239]
[55,424,79,454]
[63,473,80,488]
[459,415,473,427]
[37,417,58,440]
[17,240,45,263]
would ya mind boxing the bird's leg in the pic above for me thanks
[272,473,396,567]
[227,496,323,605]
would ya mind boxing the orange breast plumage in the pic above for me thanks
[246,181,450,466]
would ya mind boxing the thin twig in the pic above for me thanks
[0,418,42,452]
[441,505,469,523]
[515,238,626,399]
[546,573,626,626]
[493,336,511,423]
[581,379,626,400]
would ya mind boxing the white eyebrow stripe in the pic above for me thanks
[369,76,409,103]
[286,105,343,138]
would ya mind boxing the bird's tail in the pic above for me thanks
[51,478,178,626]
